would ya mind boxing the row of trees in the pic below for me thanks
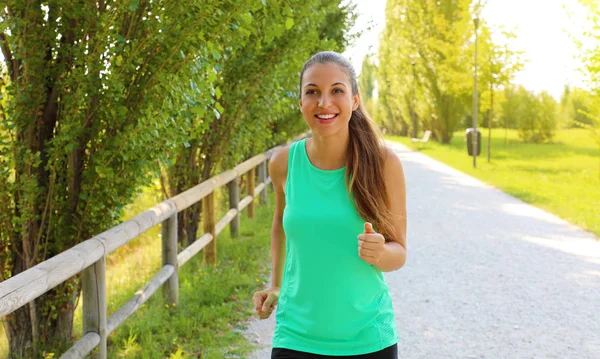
[371,0,524,144]
[487,84,593,144]
[360,0,600,146]
[0,1,355,357]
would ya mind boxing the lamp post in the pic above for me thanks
[472,17,479,168]
[411,59,417,138]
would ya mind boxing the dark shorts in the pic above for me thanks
[271,344,398,359]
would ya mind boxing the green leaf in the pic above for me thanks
[208,71,217,83]
[215,102,224,114]
[285,18,294,30]
[191,107,206,117]
[215,87,222,100]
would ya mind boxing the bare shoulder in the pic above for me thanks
[269,144,290,189]
[383,146,404,186]
[383,146,405,181]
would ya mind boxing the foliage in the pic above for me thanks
[358,55,379,125]
[574,0,600,166]
[559,86,596,128]
[0,0,354,356]
[155,0,352,245]
[379,0,474,142]
[377,0,523,143]
[500,85,558,143]
[160,0,354,247]
[476,25,523,133]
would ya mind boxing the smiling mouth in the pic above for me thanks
[315,114,339,123]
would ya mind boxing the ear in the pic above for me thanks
[299,97,303,108]
[352,92,361,111]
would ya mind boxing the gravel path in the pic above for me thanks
[242,141,600,359]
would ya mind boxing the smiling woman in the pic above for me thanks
[252,51,408,358]
[299,62,359,149]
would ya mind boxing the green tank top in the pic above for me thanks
[272,138,398,355]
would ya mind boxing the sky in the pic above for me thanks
[342,0,592,100]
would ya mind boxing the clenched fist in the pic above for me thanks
[252,287,280,320]
[358,222,386,266]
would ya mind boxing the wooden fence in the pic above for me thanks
[0,133,308,358]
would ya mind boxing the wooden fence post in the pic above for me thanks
[162,213,179,305]
[203,192,217,264]
[228,177,240,238]
[247,168,255,218]
[258,161,267,204]
[82,257,107,359]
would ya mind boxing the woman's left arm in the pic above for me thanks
[375,147,407,272]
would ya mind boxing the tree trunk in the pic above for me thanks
[5,45,77,357]
[5,281,77,358]
[488,86,493,162]
[5,307,32,358]
[399,118,409,137]
[168,141,201,248]
[5,245,33,358]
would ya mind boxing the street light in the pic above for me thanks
[411,59,417,138]
[472,16,479,168]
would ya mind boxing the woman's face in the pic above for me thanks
[300,62,360,136]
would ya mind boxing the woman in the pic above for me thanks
[252,51,407,359]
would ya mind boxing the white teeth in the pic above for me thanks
[316,114,336,119]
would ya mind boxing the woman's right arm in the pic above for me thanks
[269,146,288,289]
[253,145,288,319]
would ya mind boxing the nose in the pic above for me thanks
[318,93,331,108]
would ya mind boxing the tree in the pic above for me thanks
[559,86,595,128]
[359,55,379,125]
[476,25,523,159]
[379,0,480,143]
[377,0,526,145]
[0,0,199,355]
[575,0,600,177]
[159,1,354,247]
[501,86,557,143]
[0,0,352,356]
[536,91,559,142]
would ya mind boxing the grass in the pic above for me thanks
[0,317,4,356]
[387,128,600,238]
[1,181,275,358]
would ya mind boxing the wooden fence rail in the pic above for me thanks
[0,133,308,358]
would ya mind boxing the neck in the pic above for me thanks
[306,129,350,170]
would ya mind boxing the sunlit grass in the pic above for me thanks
[386,128,600,238]
[0,322,5,356]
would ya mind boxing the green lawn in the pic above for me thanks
[386,128,600,238]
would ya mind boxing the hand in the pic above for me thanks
[252,287,280,320]
[358,222,386,266]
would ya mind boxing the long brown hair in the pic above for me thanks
[299,51,396,242]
